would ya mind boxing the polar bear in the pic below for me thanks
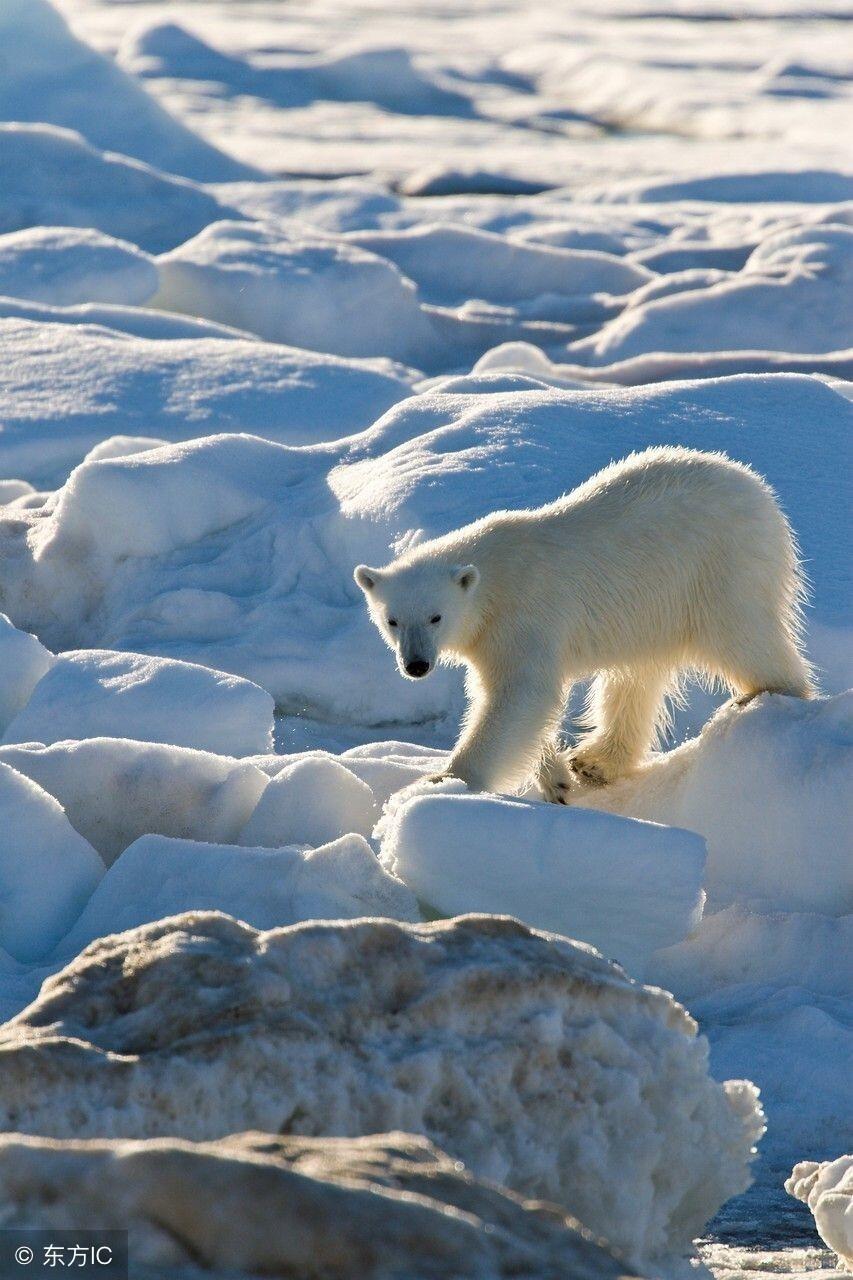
[354,446,814,800]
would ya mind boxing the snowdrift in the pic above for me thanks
[0,0,251,181]
[0,912,764,1271]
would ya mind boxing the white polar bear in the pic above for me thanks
[354,446,814,800]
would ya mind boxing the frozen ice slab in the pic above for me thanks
[50,832,419,960]
[379,784,706,976]
[0,762,103,963]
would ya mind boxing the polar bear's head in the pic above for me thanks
[354,559,480,679]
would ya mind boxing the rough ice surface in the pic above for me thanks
[379,783,706,976]
[0,911,763,1272]
[0,738,269,864]
[0,0,850,1268]
[1,649,275,757]
[786,1158,853,1272]
[50,835,419,960]
[0,1131,639,1280]
[0,762,104,962]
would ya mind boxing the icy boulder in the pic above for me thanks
[0,615,53,734]
[0,125,230,254]
[0,762,103,962]
[0,738,269,865]
[576,694,853,916]
[0,227,157,308]
[0,1132,639,1280]
[1,650,275,758]
[379,785,706,975]
[238,755,378,847]
[786,1157,853,1271]
[153,220,437,363]
[0,0,251,181]
[0,912,764,1270]
[51,833,419,959]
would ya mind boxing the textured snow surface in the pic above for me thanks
[0,1131,640,1280]
[0,912,763,1271]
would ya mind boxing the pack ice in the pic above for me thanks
[0,0,850,1270]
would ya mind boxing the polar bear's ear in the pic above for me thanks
[354,565,381,593]
[453,564,480,593]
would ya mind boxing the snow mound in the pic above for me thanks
[0,1130,637,1280]
[345,223,651,305]
[786,1157,853,1270]
[2,650,275,758]
[595,171,853,206]
[0,318,412,485]
[0,125,230,254]
[379,785,705,975]
[575,694,853,917]
[0,0,251,181]
[0,615,53,734]
[238,755,378,848]
[0,226,157,308]
[51,834,419,960]
[570,224,853,363]
[0,912,763,1270]
[0,762,104,962]
[0,738,269,865]
[123,24,476,120]
[153,220,437,363]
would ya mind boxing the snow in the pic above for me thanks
[0,0,251,181]
[0,762,104,963]
[0,125,231,254]
[238,755,378,848]
[787,1158,853,1271]
[0,0,850,1266]
[51,833,419,960]
[379,782,706,975]
[0,226,158,308]
[0,319,413,484]
[0,614,53,734]
[0,738,269,865]
[2,650,275,757]
[0,911,764,1272]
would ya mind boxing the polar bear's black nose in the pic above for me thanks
[405,659,430,678]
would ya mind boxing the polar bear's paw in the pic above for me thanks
[567,744,629,787]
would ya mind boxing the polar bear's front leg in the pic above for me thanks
[445,670,565,794]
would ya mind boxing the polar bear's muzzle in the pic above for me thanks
[404,658,431,678]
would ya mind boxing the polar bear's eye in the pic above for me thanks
[430,615,442,624]
[387,617,398,628]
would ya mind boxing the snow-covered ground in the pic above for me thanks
[0,0,850,1275]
